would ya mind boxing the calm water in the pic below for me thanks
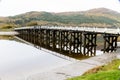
[0,39,72,80]
[0,36,104,80]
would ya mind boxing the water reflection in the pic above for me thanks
[0,35,14,40]
[0,35,104,80]
[0,40,72,80]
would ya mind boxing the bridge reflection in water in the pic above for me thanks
[14,26,120,59]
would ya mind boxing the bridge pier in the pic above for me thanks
[103,34,118,53]
[30,29,34,44]
[45,30,50,48]
[54,30,61,51]
[33,27,37,45]
[83,33,97,56]
[37,27,41,47]
[40,29,46,47]
[49,30,54,49]
[69,31,82,55]
[60,31,70,54]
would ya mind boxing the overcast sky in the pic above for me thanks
[0,0,120,16]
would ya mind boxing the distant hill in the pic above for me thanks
[0,8,120,29]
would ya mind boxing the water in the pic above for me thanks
[0,39,72,80]
[0,36,104,80]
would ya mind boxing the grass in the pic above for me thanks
[68,59,120,80]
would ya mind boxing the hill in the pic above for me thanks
[0,8,120,29]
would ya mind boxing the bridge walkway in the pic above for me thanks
[14,26,120,56]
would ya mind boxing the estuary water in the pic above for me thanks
[0,39,72,80]
[0,36,104,80]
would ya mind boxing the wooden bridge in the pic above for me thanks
[14,26,120,58]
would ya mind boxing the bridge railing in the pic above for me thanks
[14,26,120,34]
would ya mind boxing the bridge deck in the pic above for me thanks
[14,26,120,57]
[15,26,120,35]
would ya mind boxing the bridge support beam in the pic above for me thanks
[49,30,54,49]
[60,31,70,54]
[54,30,61,51]
[69,31,82,55]
[83,33,97,56]
[103,34,118,53]
[40,29,47,47]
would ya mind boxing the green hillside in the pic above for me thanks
[0,8,120,29]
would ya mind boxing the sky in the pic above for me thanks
[0,0,120,16]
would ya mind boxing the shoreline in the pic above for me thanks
[27,52,120,80]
